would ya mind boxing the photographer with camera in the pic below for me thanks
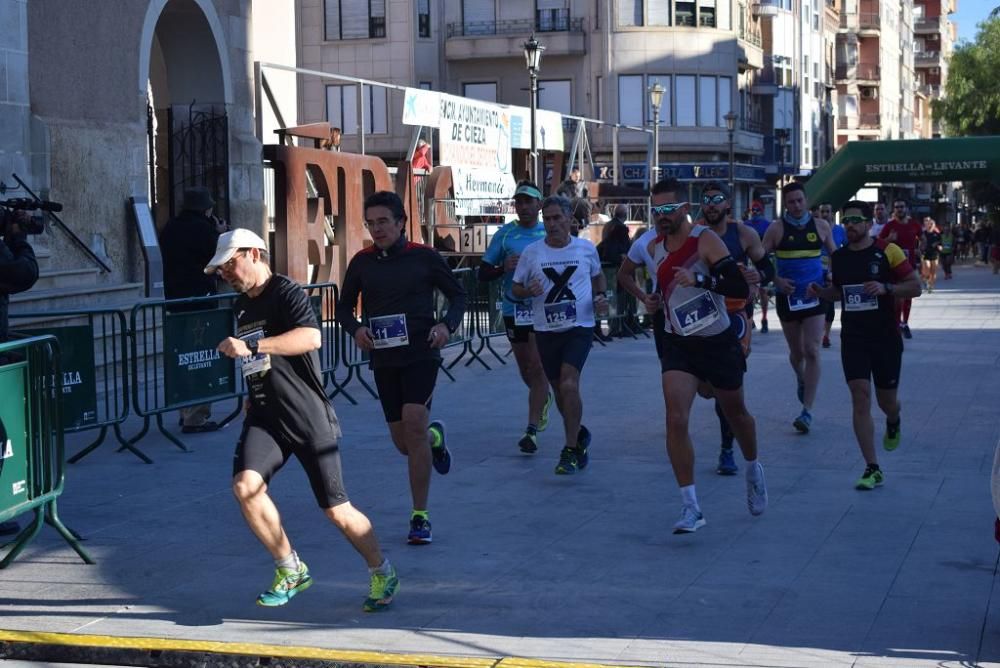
[0,203,41,537]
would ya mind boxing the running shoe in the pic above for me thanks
[518,432,538,454]
[822,335,831,348]
[716,448,738,475]
[760,318,769,334]
[883,418,901,451]
[538,393,554,432]
[672,505,706,534]
[901,324,913,339]
[363,565,399,612]
[407,516,432,545]
[428,420,451,475]
[855,464,884,490]
[746,463,768,516]
[793,409,812,433]
[555,446,580,475]
[257,562,312,607]
[576,425,592,469]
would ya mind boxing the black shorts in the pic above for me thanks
[776,294,827,322]
[653,309,666,359]
[534,327,593,381]
[660,328,746,391]
[373,359,440,423]
[841,334,903,389]
[503,315,534,344]
[824,298,836,323]
[234,420,349,509]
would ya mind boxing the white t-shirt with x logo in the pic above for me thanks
[513,237,602,332]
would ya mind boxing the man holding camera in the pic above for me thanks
[0,205,40,536]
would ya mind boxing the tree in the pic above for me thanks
[933,17,1000,215]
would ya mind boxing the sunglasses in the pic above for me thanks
[701,194,728,205]
[651,202,688,216]
[842,216,868,225]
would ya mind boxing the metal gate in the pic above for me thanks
[166,103,230,221]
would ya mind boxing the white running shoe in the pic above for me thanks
[672,504,706,534]
[747,462,768,516]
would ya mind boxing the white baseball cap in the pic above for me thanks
[204,228,268,274]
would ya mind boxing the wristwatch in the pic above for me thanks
[884,282,894,296]
[248,339,260,355]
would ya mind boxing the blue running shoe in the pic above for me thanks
[428,420,451,475]
[257,562,312,607]
[793,409,812,434]
[554,447,579,475]
[407,516,432,545]
[576,425,592,469]
[518,432,538,454]
[716,448,738,475]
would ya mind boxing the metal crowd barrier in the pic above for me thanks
[10,308,136,463]
[468,275,509,366]
[0,335,93,567]
[304,282,356,405]
[597,265,645,341]
[433,268,487,377]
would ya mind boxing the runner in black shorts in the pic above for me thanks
[646,178,767,535]
[762,183,838,434]
[478,182,552,454]
[807,201,921,490]
[512,195,608,476]
[210,228,397,613]
[337,191,466,546]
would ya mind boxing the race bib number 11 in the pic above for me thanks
[370,313,409,348]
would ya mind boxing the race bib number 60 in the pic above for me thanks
[842,284,878,312]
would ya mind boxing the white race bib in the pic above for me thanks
[369,313,409,349]
[842,284,878,312]
[514,302,534,326]
[240,329,271,378]
[788,295,820,312]
[672,292,721,336]
[541,300,577,330]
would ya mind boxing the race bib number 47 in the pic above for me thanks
[672,292,720,336]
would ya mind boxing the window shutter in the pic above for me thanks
[324,0,341,39]
[463,0,494,34]
[341,0,368,39]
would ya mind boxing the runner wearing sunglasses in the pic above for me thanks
[806,201,921,490]
[644,179,767,534]
[697,182,773,476]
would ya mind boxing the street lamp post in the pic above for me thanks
[775,128,789,217]
[648,83,665,188]
[523,34,545,183]
[724,111,738,206]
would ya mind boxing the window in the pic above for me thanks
[649,0,670,25]
[618,0,643,26]
[648,74,671,126]
[698,76,716,126]
[537,0,570,31]
[463,0,495,34]
[419,81,433,91]
[326,84,388,134]
[676,1,695,25]
[418,0,430,37]
[539,80,572,115]
[675,75,696,126]
[618,75,644,125]
[698,0,715,27]
[325,0,386,40]
[463,82,498,102]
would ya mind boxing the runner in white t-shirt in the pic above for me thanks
[513,196,608,476]
[617,209,671,359]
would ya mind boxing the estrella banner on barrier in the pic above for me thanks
[163,308,236,405]
[21,324,98,430]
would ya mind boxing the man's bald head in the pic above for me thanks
[613,204,629,220]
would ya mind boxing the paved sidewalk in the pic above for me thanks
[3,263,1000,668]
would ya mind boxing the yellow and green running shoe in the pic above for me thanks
[855,464,884,490]
[363,565,399,612]
[538,393,554,432]
[883,419,901,451]
[257,562,312,607]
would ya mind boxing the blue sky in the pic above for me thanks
[951,0,994,43]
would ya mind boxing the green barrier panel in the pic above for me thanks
[21,324,98,430]
[163,308,237,406]
[0,335,92,568]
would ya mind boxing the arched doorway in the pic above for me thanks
[142,0,232,228]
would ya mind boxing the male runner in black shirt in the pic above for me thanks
[807,201,921,490]
[210,228,397,612]
[337,191,466,545]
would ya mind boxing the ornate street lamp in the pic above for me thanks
[523,34,545,182]
[724,111,738,206]
[648,82,665,188]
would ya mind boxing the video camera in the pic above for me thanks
[0,197,62,236]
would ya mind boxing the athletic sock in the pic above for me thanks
[680,484,699,510]
[411,509,429,520]
[275,551,301,571]
[526,424,538,436]
[369,558,393,576]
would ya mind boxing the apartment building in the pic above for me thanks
[834,0,916,146]
[912,0,956,138]
[296,1,770,208]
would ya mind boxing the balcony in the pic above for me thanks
[835,63,881,82]
[915,16,946,33]
[752,0,781,17]
[915,50,942,67]
[919,83,942,97]
[840,11,881,33]
[445,11,586,61]
[837,114,881,131]
[751,69,779,96]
